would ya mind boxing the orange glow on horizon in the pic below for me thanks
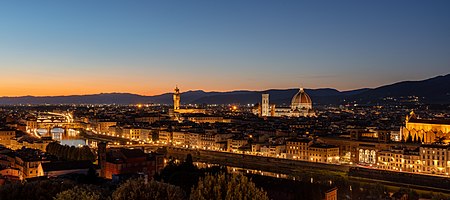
[0,71,429,97]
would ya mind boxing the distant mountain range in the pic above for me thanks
[0,74,449,105]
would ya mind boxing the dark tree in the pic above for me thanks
[190,173,269,200]
[45,142,95,162]
[85,166,98,184]
[112,178,185,200]
[68,146,76,160]
[55,185,104,200]
[0,179,75,200]
[434,136,447,144]
[406,133,413,143]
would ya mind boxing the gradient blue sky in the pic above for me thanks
[0,1,449,96]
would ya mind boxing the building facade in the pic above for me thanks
[400,111,450,144]
[286,138,312,160]
[261,94,270,117]
[101,148,164,179]
[308,144,340,164]
[256,88,315,117]
[173,86,180,110]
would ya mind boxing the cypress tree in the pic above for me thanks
[406,133,413,143]
[68,146,76,160]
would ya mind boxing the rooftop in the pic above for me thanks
[41,160,93,172]
[309,143,338,149]
[408,118,450,125]
[106,148,148,164]
[286,138,311,143]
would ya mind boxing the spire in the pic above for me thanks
[409,110,416,119]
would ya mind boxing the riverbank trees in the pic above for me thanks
[46,142,95,162]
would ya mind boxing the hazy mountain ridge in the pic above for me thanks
[349,74,450,104]
[0,74,448,105]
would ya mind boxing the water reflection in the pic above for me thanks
[60,139,86,147]
[36,128,86,147]
[194,162,289,180]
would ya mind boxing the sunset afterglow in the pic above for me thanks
[0,1,449,96]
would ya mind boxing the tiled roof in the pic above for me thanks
[408,118,450,125]
[41,160,92,172]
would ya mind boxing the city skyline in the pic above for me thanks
[1,1,450,199]
[1,1,449,96]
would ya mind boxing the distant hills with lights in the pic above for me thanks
[0,74,449,105]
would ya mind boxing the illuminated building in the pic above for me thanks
[308,143,340,164]
[7,148,52,180]
[185,114,231,123]
[377,148,421,172]
[375,144,450,176]
[286,138,339,164]
[400,111,450,144]
[158,131,172,144]
[0,129,15,142]
[173,86,180,110]
[291,88,312,111]
[286,138,312,160]
[199,133,217,149]
[122,127,147,140]
[186,132,200,148]
[324,188,338,200]
[6,139,50,152]
[170,86,206,118]
[93,121,117,133]
[319,136,396,165]
[0,129,50,152]
[252,144,286,157]
[420,144,450,175]
[101,148,164,179]
[38,160,93,178]
[256,88,315,117]
[261,94,270,117]
[227,138,248,152]
[172,131,186,146]
[199,133,233,150]
[116,126,152,140]
[358,148,377,165]
[135,115,161,124]
[25,119,38,132]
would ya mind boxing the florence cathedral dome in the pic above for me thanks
[291,88,312,111]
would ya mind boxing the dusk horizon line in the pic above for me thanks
[1,73,447,98]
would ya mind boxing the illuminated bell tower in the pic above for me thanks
[173,86,180,110]
[261,93,269,117]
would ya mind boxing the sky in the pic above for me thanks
[0,1,449,96]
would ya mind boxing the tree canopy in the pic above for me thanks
[46,142,95,162]
[0,179,75,200]
[190,173,269,200]
[55,185,104,200]
[112,178,185,200]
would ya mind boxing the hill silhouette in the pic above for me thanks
[0,74,448,105]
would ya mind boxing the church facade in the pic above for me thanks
[400,111,450,144]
